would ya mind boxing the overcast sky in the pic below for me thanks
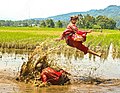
[0,0,120,20]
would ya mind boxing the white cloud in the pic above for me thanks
[0,0,119,20]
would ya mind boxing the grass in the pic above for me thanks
[0,27,120,50]
[0,27,64,44]
[86,29,120,48]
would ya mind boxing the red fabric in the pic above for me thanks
[61,24,87,41]
[61,24,88,54]
[60,24,77,40]
[76,30,87,41]
[61,29,74,40]
[41,67,64,84]
[67,36,88,54]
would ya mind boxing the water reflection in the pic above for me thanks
[0,44,120,79]
[0,49,29,72]
[48,44,120,79]
[0,44,120,93]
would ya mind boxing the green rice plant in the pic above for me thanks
[0,27,120,52]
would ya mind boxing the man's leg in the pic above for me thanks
[73,41,88,54]
[87,49,102,57]
[73,41,102,57]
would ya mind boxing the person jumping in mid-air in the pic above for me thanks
[56,15,102,57]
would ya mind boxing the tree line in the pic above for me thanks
[0,14,116,29]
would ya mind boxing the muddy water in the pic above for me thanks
[0,45,120,93]
[51,44,120,79]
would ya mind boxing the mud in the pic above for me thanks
[0,70,120,93]
[0,69,20,93]
[0,43,120,93]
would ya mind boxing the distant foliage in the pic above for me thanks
[0,14,116,29]
[40,20,46,27]
[95,15,116,29]
[47,5,120,28]
[76,14,116,29]
[46,19,55,28]
[77,14,95,29]
[56,20,63,28]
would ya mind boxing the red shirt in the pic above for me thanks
[61,23,87,41]
[41,67,64,84]
[76,30,87,41]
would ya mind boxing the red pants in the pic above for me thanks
[66,36,88,54]
[41,67,64,84]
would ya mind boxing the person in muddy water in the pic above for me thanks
[56,15,102,57]
[40,67,70,86]
[35,62,70,87]
[17,46,70,87]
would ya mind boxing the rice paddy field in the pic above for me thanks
[0,27,119,50]
[0,27,64,42]
[0,27,120,93]
[0,27,64,49]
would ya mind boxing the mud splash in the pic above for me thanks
[0,42,120,92]
[16,42,120,86]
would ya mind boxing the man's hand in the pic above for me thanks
[87,29,93,33]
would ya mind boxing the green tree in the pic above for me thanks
[106,19,116,29]
[56,20,63,28]
[96,15,116,29]
[77,14,95,29]
[77,14,85,28]
[40,20,46,27]
[46,19,55,28]
[0,20,5,26]
[23,22,29,27]
[84,14,95,28]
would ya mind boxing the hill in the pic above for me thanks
[34,5,120,28]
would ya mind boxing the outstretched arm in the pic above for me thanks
[55,34,64,41]
[85,29,93,33]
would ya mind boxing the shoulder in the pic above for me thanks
[67,23,76,28]
[67,23,72,28]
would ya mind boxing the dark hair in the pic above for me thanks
[70,15,78,20]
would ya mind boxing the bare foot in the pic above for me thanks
[97,53,102,57]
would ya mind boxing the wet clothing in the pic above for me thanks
[61,23,88,54]
[41,67,65,85]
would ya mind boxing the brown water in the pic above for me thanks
[0,44,120,93]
